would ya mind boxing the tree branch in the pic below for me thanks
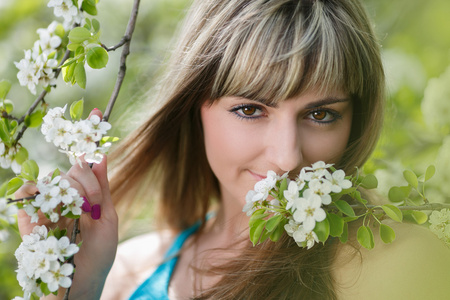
[103,0,141,122]
[350,202,450,212]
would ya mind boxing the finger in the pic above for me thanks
[67,161,104,219]
[14,182,38,199]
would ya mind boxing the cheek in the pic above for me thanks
[201,106,258,178]
[301,122,352,164]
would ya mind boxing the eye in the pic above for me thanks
[307,109,341,124]
[230,104,265,119]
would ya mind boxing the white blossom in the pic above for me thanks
[48,0,79,23]
[243,190,258,216]
[253,170,278,201]
[14,50,39,94]
[24,175,83,222]
[41,106,111,165]
[429,209,450,245]
[283,181,299,211]
[325,169,352,193]
[292,193,326,231]
[0,198,17,224]
[292,226,319,249]
[0,143,24,173]
[307,179,332,205]
[15,225,78,297]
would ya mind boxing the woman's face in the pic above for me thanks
[201,91,353,210]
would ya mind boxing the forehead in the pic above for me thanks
[201,0,375,108]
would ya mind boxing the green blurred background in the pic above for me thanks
[1,0,449,298]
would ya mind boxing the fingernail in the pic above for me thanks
[93,108,99,111]
[91,204,101,220]
[81,197,91,213]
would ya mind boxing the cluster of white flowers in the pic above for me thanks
[41,106,112,165]
[14,21,63,95]
[0,142,24,174]
[429,209,450,246]
[23,175,84,223]
[421,66,450,130]
[243,161,352,249]
[14,225,79,299]
[0,198,18,242]
[48,0,85,29]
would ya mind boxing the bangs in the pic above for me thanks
[210,0,374,105]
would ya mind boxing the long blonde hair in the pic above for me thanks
[110,0,385,298]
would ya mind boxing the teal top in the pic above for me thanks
[128,220,203,300]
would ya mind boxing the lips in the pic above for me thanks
[248,170,266,181]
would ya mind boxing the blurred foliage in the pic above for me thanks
[0,0,449,298]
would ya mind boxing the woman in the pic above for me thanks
[17,0,450,299]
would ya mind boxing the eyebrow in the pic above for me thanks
[304,97,351,109]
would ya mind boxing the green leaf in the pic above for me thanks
[0,181,8,197]
[68,27,92,43]
[63,62,77,83]
[424,165,436,182]
[360,174,378,189]
[381,204,403,222]
[0,80,11,99]
[334,200,355,217]
[54,23,65,38]
[314,218,330,243]
[84,18,92,30]
[86,46,108,69]
[410,211,428,224]
[265,214,283,232]
[82,0,98,15]
[339,222,348,243]
[1,99,14,114]
[92,18,101,33]
[0,119,11,146]
[67,42,81,51]
[379,224,395,244]
[327,213,345,237]
[269,218,287,242]
[24,110,44,128]
[14,146,28,165]
[61,57,77,68]
[21,160,39,182]
[357,226,374,250]
[51,168,61,180]
[250,219,266,246]
[388,186,411,202]
[40,281,52,296]
[74,63,87,89]
[7,177,23,196]
[70,99,84,121]
[350,189,368,205]
[403,170,418,188]
[101,136,120,145]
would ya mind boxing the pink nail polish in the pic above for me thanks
[93,108,99,111]
[82,197,91,213]
[91,204,101,220]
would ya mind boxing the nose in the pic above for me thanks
[265,116,302,173]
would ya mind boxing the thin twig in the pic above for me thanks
[350,202,450,212]
[103,0,141,122]
[6,195,37,203]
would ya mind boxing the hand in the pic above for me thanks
[15,109,118,299]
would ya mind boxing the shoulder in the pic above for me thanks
[333,221,450,300]
[101,230,175,300]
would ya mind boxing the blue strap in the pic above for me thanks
[128,220,203,300]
